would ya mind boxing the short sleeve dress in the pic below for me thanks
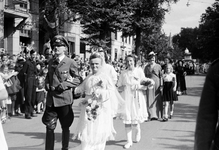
[117,67,148,124]
[162,72,178,104]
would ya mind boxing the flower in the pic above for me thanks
[87,98,93,104]
[93,89,101,99]
[86,94,102,121]
[86,101,101,121]
[140,80,151,86]
[140,78,155,89]
[85,78,109,121]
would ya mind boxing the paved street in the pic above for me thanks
[3,75,206,150]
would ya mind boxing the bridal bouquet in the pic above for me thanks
[140,78,155,89]
[85,98,101,121]
[85,80,106,121]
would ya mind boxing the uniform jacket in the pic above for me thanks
[194,59,219,150]
[23,59,37,78]
[45,56,80,107]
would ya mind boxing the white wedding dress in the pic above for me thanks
[74,72,124,150]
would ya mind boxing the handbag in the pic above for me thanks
[6,76,21,95]
[0,86,8,101]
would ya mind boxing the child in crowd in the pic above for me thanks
[0,64,18,123]
[162,63,178,122]
[5,64,21,116]
[35,62,46,114]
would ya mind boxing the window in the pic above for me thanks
[20,3,27,9]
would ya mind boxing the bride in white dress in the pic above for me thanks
[74,52,124,150]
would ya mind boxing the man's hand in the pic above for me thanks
[55,84,64,92]
[72,77,82,86]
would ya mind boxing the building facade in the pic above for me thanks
[111,31,134,61]
[0,0,39,54]
[0,0,134,59]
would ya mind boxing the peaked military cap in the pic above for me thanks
[51,35,69,50]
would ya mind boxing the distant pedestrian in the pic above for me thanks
[175,60,187,95]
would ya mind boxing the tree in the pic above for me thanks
[67,0,128,52]
[172,27,200,59]
[120,0,179,57]
[67,0,179,56]
[39,0,75,40]
[172,2,219,62]
[198,1,219,61]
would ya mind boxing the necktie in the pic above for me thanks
[56,58,60,64]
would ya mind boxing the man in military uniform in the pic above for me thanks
[23,49,37,119]
[42,35,81,150]
[194,60,219,150]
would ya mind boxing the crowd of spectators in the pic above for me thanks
[0,47,201,124]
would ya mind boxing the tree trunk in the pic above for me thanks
[135,27,141,57]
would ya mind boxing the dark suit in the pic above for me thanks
[42,56,80,150]
[23,59,37,117]
[194,59,219,150]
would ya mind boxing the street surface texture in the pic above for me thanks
[3,75,205,150]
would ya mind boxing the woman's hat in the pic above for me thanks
[148,51,156,59]
[148,51,156,56]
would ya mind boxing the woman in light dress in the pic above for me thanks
[144,52,163,120]
[117,54,154,149]
[74,52,124,150]
[0,75,8,150]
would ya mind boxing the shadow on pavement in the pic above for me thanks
[160,142,194,150]
[172,102,198,122]
[106,139,126,147]
[186,87,203,97]
[7,132,61,142]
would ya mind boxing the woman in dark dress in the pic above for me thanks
[175,60,187,95]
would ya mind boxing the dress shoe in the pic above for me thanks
[31,113,37,117]
[162,117,168,122]
[123,142,132,149]
[150,117,158,121]
[135,132,141,143]
[169,115,172,119]
[15,112,23,116]
[25,115,32,119]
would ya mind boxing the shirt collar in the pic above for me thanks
[57,55,65,63]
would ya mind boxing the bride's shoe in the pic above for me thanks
[123,142,132,149]
[135,132,141,143]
